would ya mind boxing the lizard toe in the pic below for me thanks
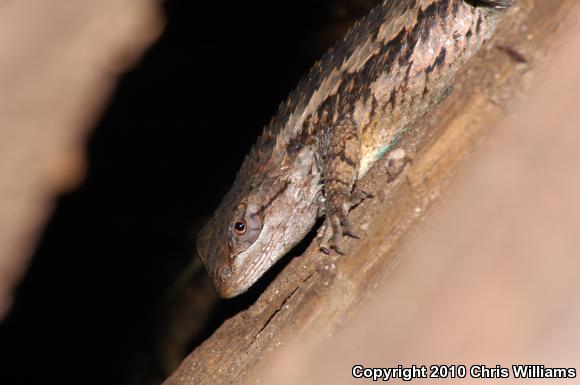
[317,220,333,254]
[317,210,355,254]
[350,188,374,207]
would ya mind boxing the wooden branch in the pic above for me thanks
[164,1,580,384]
[0,0,162,319]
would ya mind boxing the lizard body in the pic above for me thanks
[197,0,515,298]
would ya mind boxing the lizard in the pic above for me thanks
[196,0,515,298]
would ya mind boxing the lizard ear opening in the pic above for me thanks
[228,203,263,256]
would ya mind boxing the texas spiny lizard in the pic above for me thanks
[197,0,515,298]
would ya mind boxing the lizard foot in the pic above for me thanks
[317,188,373,254]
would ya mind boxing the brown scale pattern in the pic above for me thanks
[197,0,514,297]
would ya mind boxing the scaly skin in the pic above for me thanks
[197,0,515,298]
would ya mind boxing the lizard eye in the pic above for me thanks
[233,221,246,234]
[218,265,232,282]
[229,203,263,254]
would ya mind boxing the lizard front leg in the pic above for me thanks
[318,115,369,254]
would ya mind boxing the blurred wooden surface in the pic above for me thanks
[0,0,162,319]
[164,1,580,384]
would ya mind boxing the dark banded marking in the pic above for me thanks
[257,180,291,214]
[326,177,352,188]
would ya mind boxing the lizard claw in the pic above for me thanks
[317,212,344,254]
[340,215,359,239]
[351,188,374,207]
[317,190,371,254]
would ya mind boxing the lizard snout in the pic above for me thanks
[195,220,239,297]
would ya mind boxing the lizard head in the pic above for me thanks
[196,148,321,298]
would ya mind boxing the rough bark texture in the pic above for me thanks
[164,0,580,384]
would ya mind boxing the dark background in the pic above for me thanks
[0,1,373,384]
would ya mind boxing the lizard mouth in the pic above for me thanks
[195,221,222,281]
[195,220,241,298]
